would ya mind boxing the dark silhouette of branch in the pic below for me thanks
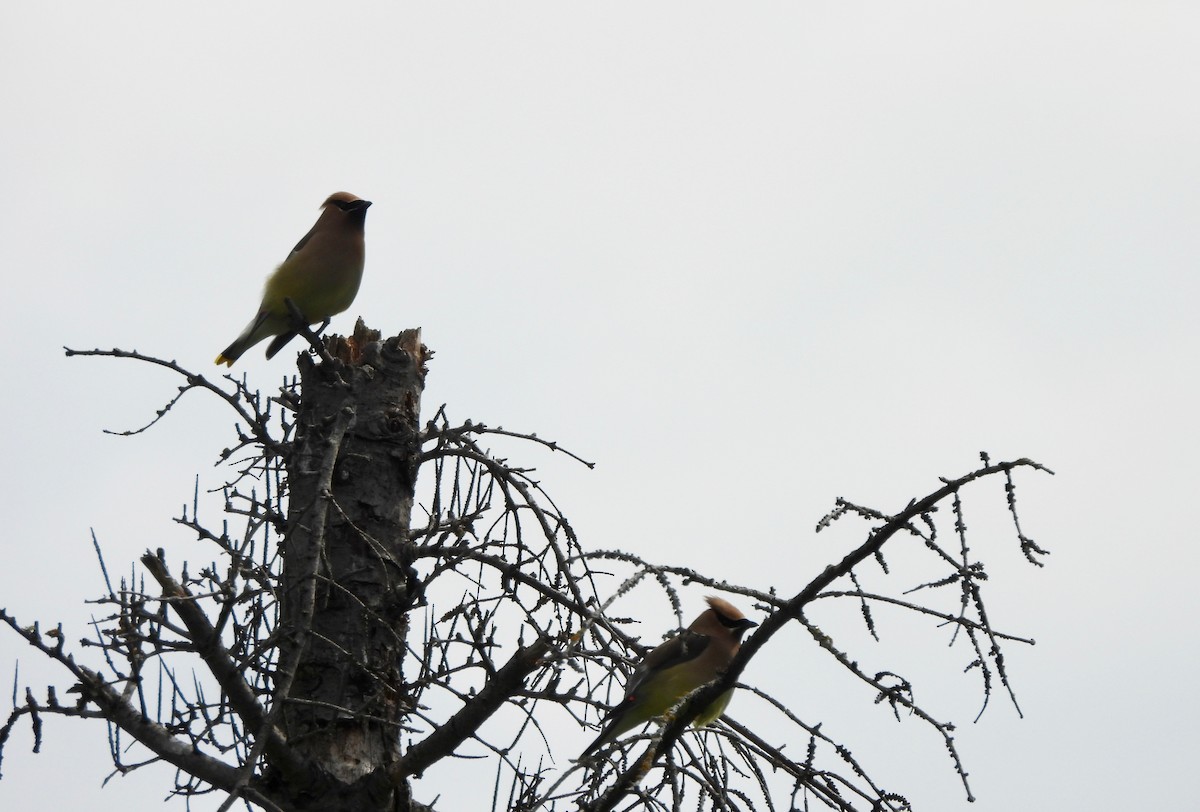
[63,346,285,458]
[391,636,554,781]
[585,456,1052,811]
[0,609,281,807]
[4,341,1051,812]
[138,550,309,785]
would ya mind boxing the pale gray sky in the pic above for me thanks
[1,3,1197,810]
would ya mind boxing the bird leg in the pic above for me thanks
[281,298,334,364]
[281,297,311,332]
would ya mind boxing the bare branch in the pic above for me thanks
[392,636,554,781]
[586,457,1052,811]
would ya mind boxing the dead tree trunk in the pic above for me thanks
[276,328,427,811]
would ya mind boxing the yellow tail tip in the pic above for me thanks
[215,355,234,367]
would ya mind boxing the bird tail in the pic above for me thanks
[579,709,627,759]
[214,312,271,367]
[579,727,612,759]
[214,340,248,367]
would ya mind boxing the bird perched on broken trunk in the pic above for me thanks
[215,191,371,366]
[581,596,757,757]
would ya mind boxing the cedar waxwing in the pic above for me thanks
[581,597,757,757]
[215,192,371,366]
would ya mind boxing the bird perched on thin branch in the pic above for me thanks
[581,597,757,757]
[215,191,372,366]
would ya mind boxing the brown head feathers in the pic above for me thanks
[322,191,365,207]
[705,596,747,622]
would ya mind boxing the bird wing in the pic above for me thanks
[580,629,715,756]
[624,629,711,697]
[287,225,317,260]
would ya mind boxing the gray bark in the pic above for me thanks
[276,329,426,811]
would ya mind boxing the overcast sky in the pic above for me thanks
[2,3,1197,810]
